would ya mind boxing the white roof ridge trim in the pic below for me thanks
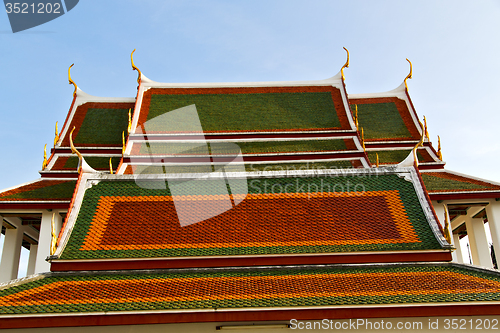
[74,87,136,104]
[139,71,343,88]
[348,81,406,99]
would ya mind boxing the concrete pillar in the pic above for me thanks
[465,216,493,268]
[486,201,500,267]
[26,244,38,276]
[453,233,464,263]
[34,210,52,274]
[0,224,25,282]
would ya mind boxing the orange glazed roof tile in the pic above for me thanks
[1,263,499,316]
[55,168,448,260]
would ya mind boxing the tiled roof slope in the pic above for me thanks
[348,88,445,171]
[121,77,372,172]
[366,149,432,165]
[59,102,134,147]
[124,161,358,175]
[0,179,76,202]
[57,170,445,260]
[136,87,351,133]
[130,138,356,156]
[422,171,500,193]
[349,97,420,141]
[51,156,121,171]
[1,263,499,315]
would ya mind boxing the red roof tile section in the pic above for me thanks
[81,191,419,252]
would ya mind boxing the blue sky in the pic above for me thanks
[1,1,500,191]
[0,0,500,277]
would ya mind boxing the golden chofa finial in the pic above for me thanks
[404,58,412,90]
[69,126,97,174]
[54,121,59,147]
[423,116,429,140]
[50,213,57,256]
[361,127,365,151]
[376,153,379,168]
[437,135,443,161]
[412,119,425,164]
[42,144,48,170]
[341,47,349,81]
[128,109,132,134]
[353,104,359,129]
[443,204,452,244]
[122,131,126,156]
[69,126,83,173]
[68,64,78,97]
[131,49,142,84]
[109,157,114,174]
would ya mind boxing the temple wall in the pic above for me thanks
[3,316,500,332]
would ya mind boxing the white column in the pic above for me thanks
[453,233,464,263]
[26,244,38,276]
[34,210,53,274]
[465,216,493,268]
[486,201,500,267]
[0,223,25,282]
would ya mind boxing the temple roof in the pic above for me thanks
[1,263,499,322]
[115,76,372,174]
[52,167,449,264]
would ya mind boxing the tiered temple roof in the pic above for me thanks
[1,51,500,329]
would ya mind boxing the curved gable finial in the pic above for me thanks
[68,64,78,97]
[404,58,412,90]
[131,49,142,84]
[69,127,83,173]
[341,47,349,81]
[70,127,98,174]
[437,135,443,161]
[42,144,48,170]
[54,121,59,147]
[50,213,57,255]
[109,157,114,175]
[413,119,425,163]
